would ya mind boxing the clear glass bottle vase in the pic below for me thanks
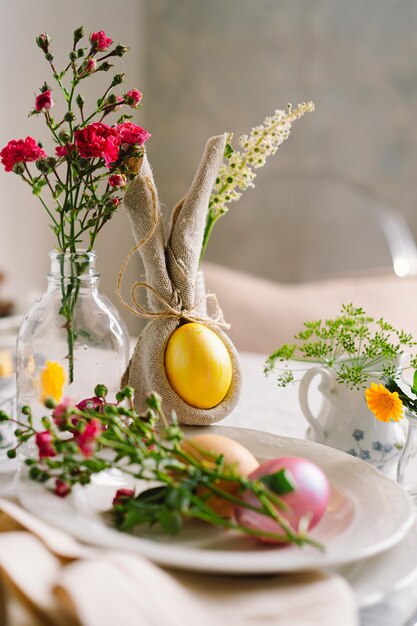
[397,410,417,503]
[16,250,129,428]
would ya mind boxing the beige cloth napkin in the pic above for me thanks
[0,498,358,626]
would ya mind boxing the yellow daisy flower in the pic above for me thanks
[365,382,403,423]
[40,361,65,403]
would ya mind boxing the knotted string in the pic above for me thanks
[116,177,230,329]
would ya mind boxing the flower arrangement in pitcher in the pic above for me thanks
[265,304,417,392]
[264,304,417,469]
[0,27,150,382]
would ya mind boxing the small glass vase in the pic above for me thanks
[397,410,417,502]
[16,250,129,428]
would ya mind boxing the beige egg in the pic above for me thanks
[181,433,259,517]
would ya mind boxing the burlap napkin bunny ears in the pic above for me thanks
[118,134,242,425]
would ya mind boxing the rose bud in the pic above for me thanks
[90,30,113,52]
[106,197,120,209]
[12,163,25,175]
[108,173,126,188]
[74,419,103,457]
[76,396,105,412]
[112,488,135,506]
[125,89,142,108]
[73,26,84,45]
[59,130,71,144]
[84,58,97,74]
[113,45,129,57]
[105,95,124,113]
[35,158,50,173]
[97,62,112,72]
[111,74,124,87]
[35,431,56,459]
[35,90,54,112]
[36,33,51,53]
[54,479,71,498]
[55,144,74,157]
[52,397,74,428]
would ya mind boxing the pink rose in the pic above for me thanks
[125,89,142,108]
[90,31,113,52]
[108,173,126,188]
[35,431,56,459]
[0,137,47,172]
[112,488,135,506]
[74,419,103,457]
[109,197,120,207]
[35,90,54,112]
[116,122,151,147]
[54,479,71,498]
[55,143,74,157]
[52,397,74,428]
[76,396,105,412]
[84,58,97,74]
[74,122,120,167]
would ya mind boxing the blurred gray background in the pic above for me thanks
[1,0,417,332]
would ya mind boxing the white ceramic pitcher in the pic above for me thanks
[298,366,405,475]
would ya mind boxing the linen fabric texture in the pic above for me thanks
[121,134,242,425]
[0,498,358,626]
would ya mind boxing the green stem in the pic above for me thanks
[200,212,221,264]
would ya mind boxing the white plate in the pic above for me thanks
[337,521,417,608]
[17,426,415,575]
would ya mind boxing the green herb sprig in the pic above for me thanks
[265,304,417,389]
[0,388,322,550]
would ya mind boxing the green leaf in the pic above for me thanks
[31,178,47,196]
[165,488,190,511]
[137,486,167,504]
[159,510,182,535]
[259,469,295,495]
[120,507,148,531]
[59,303,71,319]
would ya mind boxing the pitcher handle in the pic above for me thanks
[298,366,335,444]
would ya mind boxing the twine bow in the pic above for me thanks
[116,177,230,329]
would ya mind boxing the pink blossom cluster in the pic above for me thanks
[0,30,149,176]
[0,137,46,172]
[0,120,150,174]
[35,395,107,496]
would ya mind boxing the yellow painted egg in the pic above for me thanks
[164,322,233,409]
